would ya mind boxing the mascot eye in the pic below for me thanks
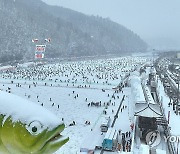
[26,121,43,135]
[32,126,38,133]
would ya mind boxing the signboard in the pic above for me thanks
[35,45,46,59]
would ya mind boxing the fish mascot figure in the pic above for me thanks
[0,91,69,154]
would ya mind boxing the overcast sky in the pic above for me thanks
[42,0,180,49]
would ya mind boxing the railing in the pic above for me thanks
[111,95,125,128]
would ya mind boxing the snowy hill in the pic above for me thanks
[0,0,147,63]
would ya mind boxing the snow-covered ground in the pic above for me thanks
[0,56,155,153]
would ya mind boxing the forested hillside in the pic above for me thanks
[0,0,147,63]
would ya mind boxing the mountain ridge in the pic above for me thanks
[0,0,147,63]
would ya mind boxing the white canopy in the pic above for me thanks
[135,103,163,118]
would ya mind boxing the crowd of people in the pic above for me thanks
[0,57,150,153]
[117,129,132,152]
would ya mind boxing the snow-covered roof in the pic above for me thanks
[133,84,146,103]
[101,117,110,126]
[130,76,146,103]
[129,74,141,86]
[104,128,117,140]
[135,103,162,118]
[143,85,156,105]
